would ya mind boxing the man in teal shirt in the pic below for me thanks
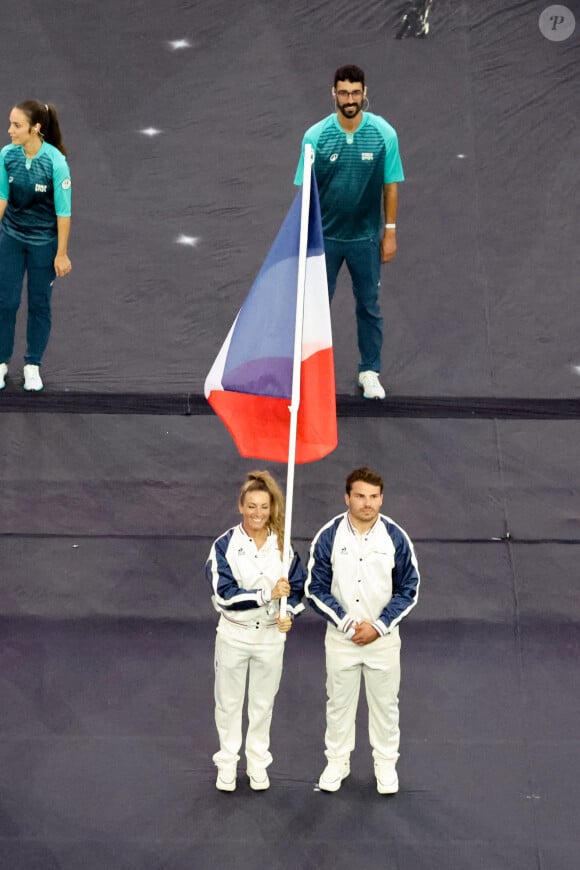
[295,65,404,400]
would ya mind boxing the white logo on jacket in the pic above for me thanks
[361,152,374,161]
[35,184,48,192]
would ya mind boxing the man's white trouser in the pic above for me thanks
[213,621,285,770]
[324,626,401,764]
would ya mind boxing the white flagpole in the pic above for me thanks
[279,143,314,619]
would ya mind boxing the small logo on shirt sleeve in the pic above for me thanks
[61,178,72,190]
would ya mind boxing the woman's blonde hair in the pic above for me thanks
[239,470,285,553]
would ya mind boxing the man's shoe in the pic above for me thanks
[247,768,270,791]
[375,763,399,794]
[23,365,43,392]
[216,766,237,792]
[0,363,7,390]
[318,760,350,793]
[358,370,386,400]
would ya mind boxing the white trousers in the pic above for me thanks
[324,627,401,765]
[213,627,285,770]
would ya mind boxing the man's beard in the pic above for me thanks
[337,102,362,120]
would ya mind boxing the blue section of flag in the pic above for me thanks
[222,193,300,398]
[222,178,324,400]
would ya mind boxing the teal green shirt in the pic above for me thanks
[0,141,72,244]
[294,112,404,241]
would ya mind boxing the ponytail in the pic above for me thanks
[14,100,67,155]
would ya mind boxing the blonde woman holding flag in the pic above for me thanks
[206,470,306,792]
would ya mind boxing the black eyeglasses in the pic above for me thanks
[335,89,363,99]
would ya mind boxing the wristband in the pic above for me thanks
[385,223,396,229]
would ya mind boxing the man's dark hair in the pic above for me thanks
[345,466,384,495]
[334,65,365,88]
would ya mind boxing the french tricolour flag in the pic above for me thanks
[204,167,337,464]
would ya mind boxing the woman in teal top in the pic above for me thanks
[0,100,72,392]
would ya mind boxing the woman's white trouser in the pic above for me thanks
[213,627,285,770]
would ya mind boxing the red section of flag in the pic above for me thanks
[207,348,336,463]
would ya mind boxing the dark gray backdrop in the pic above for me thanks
[0,1,579,868]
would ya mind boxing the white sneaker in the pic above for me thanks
[0,363,7,390]
[216,766,237,792]
[358,370,386,400]
[23,364,43,392]
[247,768,270,791]
[318,760,350,793]
[375,763,399,794]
